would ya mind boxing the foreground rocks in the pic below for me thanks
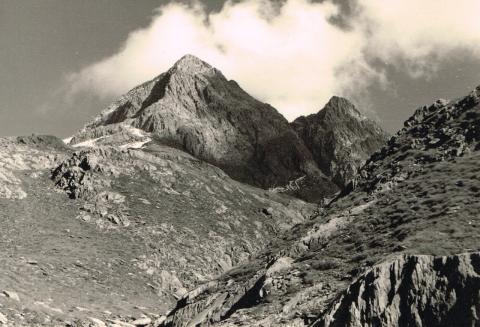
[318,252,480,327]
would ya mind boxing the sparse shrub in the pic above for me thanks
[311,259,339,271]
[393,228,409,241]
[350,253,368,263]
[411,205,421,211]
[369,239,385,248]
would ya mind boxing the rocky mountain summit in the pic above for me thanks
[160,86,480,327]
[68,55,387,203]
[69,55,334,196]
[0,55,390,326]
[292,96,389,188]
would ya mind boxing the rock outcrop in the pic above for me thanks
[69,55,334,194]
[291,96,389,188]
[318,252,480,327]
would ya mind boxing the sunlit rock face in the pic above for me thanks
[317,252,480,327]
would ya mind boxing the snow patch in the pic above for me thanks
[71,137,102,148]
[119,138,152,149]
[63,137,73,145]
[125,125,147,138]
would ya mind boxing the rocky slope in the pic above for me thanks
[68,55,337,197]
[51,143,316,296]
[291,96,389,188]
[160,86,480,327]
[0,135,68,199]
[0,136,316,326]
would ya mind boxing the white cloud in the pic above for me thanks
[356,0,480,78]
[66,0,480,121]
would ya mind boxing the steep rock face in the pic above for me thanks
[161,86,480,327]
[70,55,334,193]
[318,252,480,327]
[291,96,389,188]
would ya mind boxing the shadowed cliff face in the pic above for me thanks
[160,86,480,327]
[69,55,337,196]
[291,96,389,189]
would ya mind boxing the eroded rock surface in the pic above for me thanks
[318,252,480,327]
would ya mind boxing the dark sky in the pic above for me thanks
[0,0,161,136]
[1,0,479,137]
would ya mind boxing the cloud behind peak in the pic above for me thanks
[65,0,480,121]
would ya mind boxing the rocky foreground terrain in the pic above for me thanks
[0,55,478,326]
[0,134,314,326]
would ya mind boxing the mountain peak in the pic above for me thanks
[325,95,353,107]
[170,54,213,74]
[291,96,389,188]
[323,96,362,118]
[69,53,336,198]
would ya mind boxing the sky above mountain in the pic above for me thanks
[1,0,480,137]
